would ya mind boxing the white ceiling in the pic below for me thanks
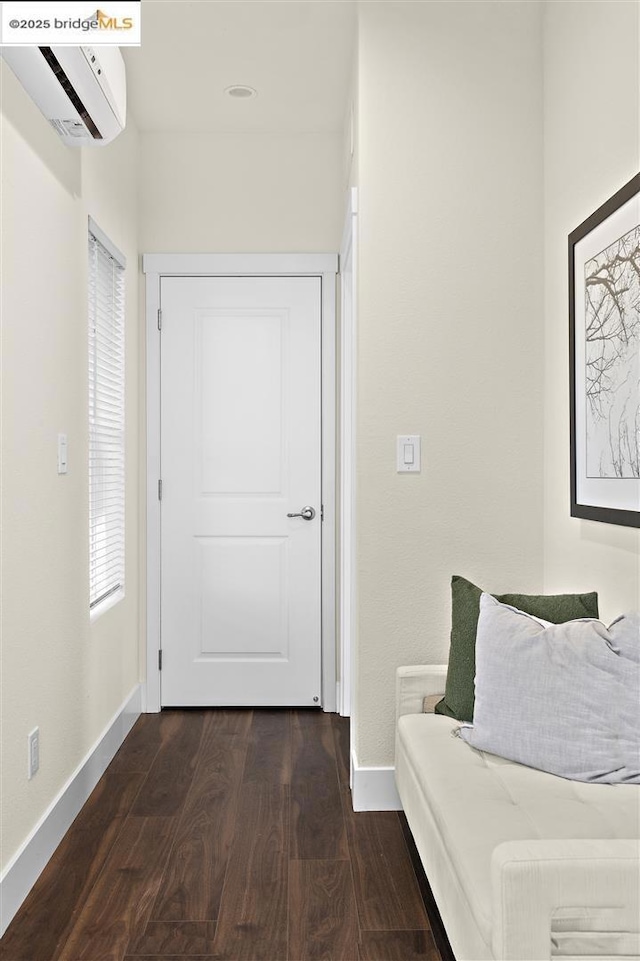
[123,1,357,134]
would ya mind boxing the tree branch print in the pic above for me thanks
[585,225,640,478]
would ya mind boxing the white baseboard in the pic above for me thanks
[350,748,402,812]
[0,684,142,936]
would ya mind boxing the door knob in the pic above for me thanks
[287,506,316,521]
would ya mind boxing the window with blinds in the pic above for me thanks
[88,219,126,612]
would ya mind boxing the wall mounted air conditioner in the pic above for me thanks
[1,45,126,146]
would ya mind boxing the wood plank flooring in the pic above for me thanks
[1,710,442,961]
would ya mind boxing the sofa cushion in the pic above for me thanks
[396,713,640,948]
[434,576,599,723]
[459,596,640,783]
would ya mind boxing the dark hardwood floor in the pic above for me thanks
[1,710,443,961]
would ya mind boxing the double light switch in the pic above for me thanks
[397,435,421,473]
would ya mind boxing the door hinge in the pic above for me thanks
[157,308,162,331]
[158,649,163,670]
[158,478,163,500]
[321,504,324,521]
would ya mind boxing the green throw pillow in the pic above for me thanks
[434,575,599,722]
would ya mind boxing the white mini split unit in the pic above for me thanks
[1,45,126,146]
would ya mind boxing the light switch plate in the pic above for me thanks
[397,434,421,472]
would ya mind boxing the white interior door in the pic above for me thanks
[160,276,322,706]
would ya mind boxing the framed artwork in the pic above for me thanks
[569,174,640,528]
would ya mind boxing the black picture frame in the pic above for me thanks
[569,173,640,528]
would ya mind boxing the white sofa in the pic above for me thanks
[395,664,640,961]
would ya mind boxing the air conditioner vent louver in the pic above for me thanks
[39,46,102,139]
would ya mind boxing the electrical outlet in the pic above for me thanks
[57,433,68,474]
[28,728,39,779]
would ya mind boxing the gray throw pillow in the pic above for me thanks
[458,594,640,784]
[434,576,599,722]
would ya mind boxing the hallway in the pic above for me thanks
[1,710,440,960]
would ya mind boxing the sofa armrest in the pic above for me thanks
[396,664,448,721]
[491,839,640,961]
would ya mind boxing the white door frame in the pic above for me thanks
[143,253,338,714]
[339,189,358,718]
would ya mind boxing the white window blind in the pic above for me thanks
[88,221,125,611]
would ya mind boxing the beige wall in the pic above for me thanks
[139,131,343,253]
[0,62,140,870]
[354,1,545,767]
[542,0,640,621]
